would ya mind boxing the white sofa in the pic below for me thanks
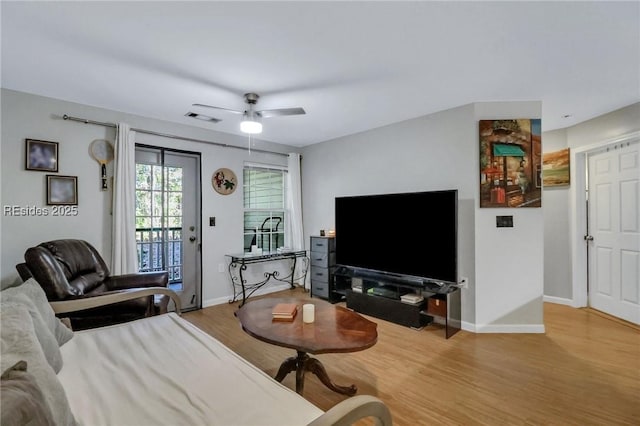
[0,279,392,426]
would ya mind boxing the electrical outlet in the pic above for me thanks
[459,276,469,289]
[218,263,225,273]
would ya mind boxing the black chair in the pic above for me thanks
[17,239,169,330]
[259,217,283,251]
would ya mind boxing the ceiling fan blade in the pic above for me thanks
[257,107,306,118]
[192,103,244,115]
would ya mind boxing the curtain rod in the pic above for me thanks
[62,114,289,157]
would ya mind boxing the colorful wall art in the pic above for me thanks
[542,148,570,187]
[479,119,542,208]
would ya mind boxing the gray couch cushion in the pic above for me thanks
[0,303,76,426]
[2,279,73,346]
[0,360,55,426]
[0,296,63,373]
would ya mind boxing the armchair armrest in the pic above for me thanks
[105,271,168,290]
[49,287,181,316]
[307,395,392,426]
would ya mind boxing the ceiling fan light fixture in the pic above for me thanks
[240,111,262,134]
[194,92,304,136]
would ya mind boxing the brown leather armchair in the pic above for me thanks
[17,239,170,330]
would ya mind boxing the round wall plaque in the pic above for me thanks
[211,168,237,195]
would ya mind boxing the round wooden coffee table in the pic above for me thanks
[236,297,377,396]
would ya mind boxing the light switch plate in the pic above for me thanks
[496,215,513,227]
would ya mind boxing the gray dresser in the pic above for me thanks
[309,236,336,301]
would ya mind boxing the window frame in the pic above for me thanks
[243,163,287,253]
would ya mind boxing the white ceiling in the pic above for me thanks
[2,1,638,147]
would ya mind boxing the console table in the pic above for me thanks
[226,250,308,306]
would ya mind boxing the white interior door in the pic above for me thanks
[135,147,201,311]
[587,140,639,324]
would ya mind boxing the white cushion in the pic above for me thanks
[59,313,323,426]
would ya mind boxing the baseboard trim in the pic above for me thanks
[460,322,545,333]
[475,323,546,333]
[202,296,230,308]
[461,321,476,332]
[543,295,574,306]
[202,283,293,308]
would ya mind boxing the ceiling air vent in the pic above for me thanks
[184,112,221,123]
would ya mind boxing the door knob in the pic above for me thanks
[189,236,197,242]
[584,235,594,241]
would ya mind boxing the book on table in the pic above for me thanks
[400,294,424,305]
[272,303,298,320]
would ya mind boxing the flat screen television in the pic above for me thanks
[335,189,457,284]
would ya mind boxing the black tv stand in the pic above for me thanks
[335,267,461,338]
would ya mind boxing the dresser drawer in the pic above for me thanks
[310,252,336,267]
[311,280,329,299]
[309,266,334,283]
[310,237,335,253]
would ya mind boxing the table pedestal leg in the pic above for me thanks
[274,355,298,382]
[274,350,357,396]
[304,356,357,396]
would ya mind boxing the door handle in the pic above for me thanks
[189,236,197,243]
[584,235,594,242]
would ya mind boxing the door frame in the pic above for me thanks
[570,130,640,308]
[135,143,203,310]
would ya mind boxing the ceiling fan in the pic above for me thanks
[190,93,306,134]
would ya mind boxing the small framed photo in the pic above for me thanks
[26,139,58,172]
[47,175,77,205]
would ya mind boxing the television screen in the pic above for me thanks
[335,190,457,283]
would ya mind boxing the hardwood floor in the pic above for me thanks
[183,288,640,425]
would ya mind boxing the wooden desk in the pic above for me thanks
[236,297,377,396]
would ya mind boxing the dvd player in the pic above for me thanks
[369,287,398,299]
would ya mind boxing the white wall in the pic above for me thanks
[566,103,640,149]
[1,89,299,304]
[300,104,477,328]
[541,128,572,301]
[302,101,545,331]
[473,102,544,332]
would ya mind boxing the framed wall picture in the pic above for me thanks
[26,139,59,172]
[542,148,570,187]
[47,175,77,205]
[211,168,237,195]
[479,119,542,208]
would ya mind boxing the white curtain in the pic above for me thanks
[286,153,305,252]
[111,123,138,274]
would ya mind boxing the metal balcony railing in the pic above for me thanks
[136,226,183,284]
